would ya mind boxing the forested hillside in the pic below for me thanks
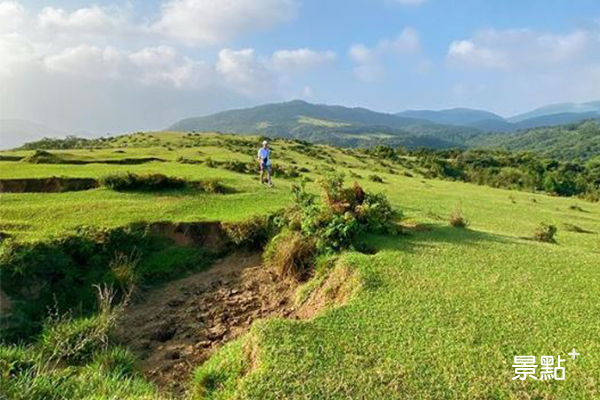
[470,120,600,161]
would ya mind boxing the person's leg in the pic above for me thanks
[266,166,273,186]
[259,165,265,184]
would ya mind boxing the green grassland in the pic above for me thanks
[1,132,599,399]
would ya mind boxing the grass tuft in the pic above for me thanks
[449,205,469,228]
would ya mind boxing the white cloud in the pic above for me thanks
[0,32,37,76]
[43,45,124,79]
[129,46,212,88]
[448,39,508,68]
[37,5,129,38]
[272,48,336,72]
[216,48,275,96]
[152,0,298,45]
[448,28,594,69]
[349,27,421,81]
[0,1,25,32]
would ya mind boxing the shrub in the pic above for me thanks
[368,174,384,183]
[533,223,557,243]
[222,160,249,174]
[100,173,186,191]
[449,206,469,228]
[265,231,317,281]
[223,215,281,248]
[21,150,62,164]
[289,174,400,252]
[99,173,229,193]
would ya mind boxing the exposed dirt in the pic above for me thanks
[114,251,300,392]
[0,177,99,193]
[147,221,229,253]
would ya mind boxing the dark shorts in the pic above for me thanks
[260,163,271,172]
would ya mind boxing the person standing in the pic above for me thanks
[257,140,273,187]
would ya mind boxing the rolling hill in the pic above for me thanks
[169,100,600,150]
[396,108,513,132]
[168,100,480,148]
[469,119,600,161]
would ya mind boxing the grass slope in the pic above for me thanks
[1,132,599,399]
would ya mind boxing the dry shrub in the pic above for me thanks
[223,215,273,247]
[533,223,557,243]
[266,231,316,281]
[449,205,469,228]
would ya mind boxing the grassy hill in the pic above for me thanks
[168,100,480,148]
[1,132,599,399]
[470,120,600,161]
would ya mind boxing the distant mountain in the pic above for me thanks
[396,103,600,133]
[170,100,426,132]
[0,119,67,150]
[514,112,600,130]
[468,119,600,161]
[168,100,480,148]
[396,108,510,132]
[508,100,600,123]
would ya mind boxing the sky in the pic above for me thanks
[1,0,599,135]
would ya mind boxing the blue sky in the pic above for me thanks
[1,0,599,134]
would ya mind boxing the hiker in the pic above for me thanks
[257,140,273,187]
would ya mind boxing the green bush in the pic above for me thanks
[288,174,400,253]
[533,223,557,243]
[21,150,62,164]
[99,172,230,193]
[368,174,384,183]
[99,173,186,191]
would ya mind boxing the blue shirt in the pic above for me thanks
[258,148,271,165]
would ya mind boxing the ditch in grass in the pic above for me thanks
[1,174,400,398]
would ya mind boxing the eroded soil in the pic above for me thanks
[114,251,299,391]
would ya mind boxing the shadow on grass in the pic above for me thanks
[362,224,517,254]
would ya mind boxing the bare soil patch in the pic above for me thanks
[114,251,300,391]
[0,177,99,193]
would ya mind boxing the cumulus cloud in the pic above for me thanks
[44,45,124,79]
[129,46,213,88]
[0,1,25,32]
[152,0,299,45]
[272,48,336,72]
[34,4,135,43]
[446,27,600,114]
[349,27,420,81]
[447,28,596,69]
[216,48,276,96]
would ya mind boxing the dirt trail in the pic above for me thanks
[114,251,299,391]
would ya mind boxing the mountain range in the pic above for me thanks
[396,100,600,132]
[3,100,599,152]
[168,99,600,149]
